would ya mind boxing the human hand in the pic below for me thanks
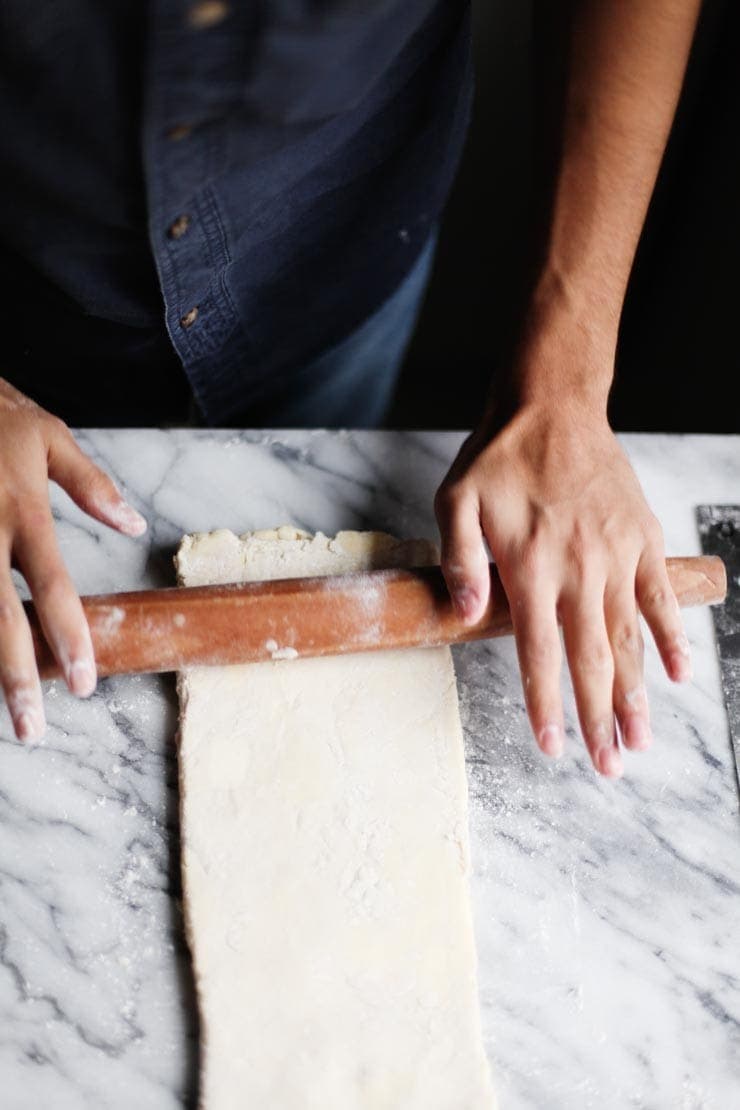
[434,399,690,777]
[0,379,147,741]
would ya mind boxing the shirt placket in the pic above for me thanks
[141,0,248,419]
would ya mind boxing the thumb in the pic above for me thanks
[434,483,489,625]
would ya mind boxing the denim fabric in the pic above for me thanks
[236,228,438,429]
[0,1,472,426]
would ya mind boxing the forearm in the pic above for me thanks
[436,2,701,772]
[517,0,702,409]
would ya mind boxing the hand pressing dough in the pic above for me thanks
[176,528,495,1110]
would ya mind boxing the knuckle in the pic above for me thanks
[505,528,548,586]
[612,621,643,656]
[44,412,72,440]
[519,536,549,579]
[565,531,590,577]
[19,498,52,535]
[600,513,625,550]
[0,596,20,627]
[501,569,530,605]
[31,567,69,604]
[574,639,613,678]
[644,514,665,549]
[642,582,671,611]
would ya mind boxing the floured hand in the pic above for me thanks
[435,399,690,777]
[0,379,147,741]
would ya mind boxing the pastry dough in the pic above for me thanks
[176,528,495,1109]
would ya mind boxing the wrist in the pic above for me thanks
[492,270,619,419]
[531,261,624,340]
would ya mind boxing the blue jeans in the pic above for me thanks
[250,232,437,428]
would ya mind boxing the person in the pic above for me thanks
[0,1,701,774]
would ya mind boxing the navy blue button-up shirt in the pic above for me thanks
[0,1,472,424]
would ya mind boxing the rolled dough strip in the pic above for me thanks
[176,528,495,1109]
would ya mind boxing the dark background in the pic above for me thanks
[390,0,739,433]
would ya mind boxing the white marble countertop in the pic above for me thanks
[0,430,738,1109]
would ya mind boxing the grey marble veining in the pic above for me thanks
[0,430,738,1109]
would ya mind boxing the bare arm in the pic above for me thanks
[436,0,702,775]
[520,0,703,408]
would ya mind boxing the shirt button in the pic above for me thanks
[181,307,199,329]
[166,124,192,142]
[168,215,191,240]
[187,1,229,29]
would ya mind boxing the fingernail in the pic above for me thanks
[67,657,97,698]
[539,723,563,758]
[453,586,479,624]
[108,499,147,537]
[8,687,45,743]
[623,715,652,750]
[597,746,623,778]
[10,701,45,745]
[17,712,44,743]
[669,650,692,683]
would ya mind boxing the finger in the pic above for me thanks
[0,556,45,742]
[13,505,96,698]
[560,586,622,778]
[605,578,651,752]
[635,551,691,682]
[434,483,489,624]
[46,422,147,537]
[508,587,565,757]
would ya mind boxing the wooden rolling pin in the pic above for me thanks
[25,556,726,681]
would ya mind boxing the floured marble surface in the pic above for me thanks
[175,528,494,1108]
[0,430,737,1108]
